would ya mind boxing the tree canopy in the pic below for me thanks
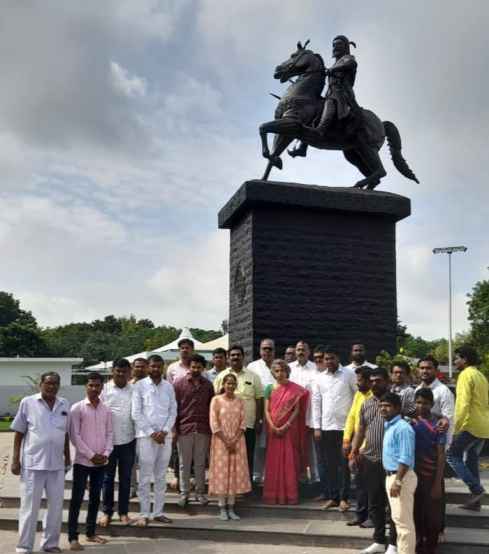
[0,291,223,366]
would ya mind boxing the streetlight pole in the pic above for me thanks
[432,246,467,380]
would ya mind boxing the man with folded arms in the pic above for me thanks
[132,354,177,526]
[11,372,70,554]
[68,372,113,551]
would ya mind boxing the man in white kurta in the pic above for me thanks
[289,340,319,481]
[11,372,70,554]
[132,354,177,525]
[247,338,276,483]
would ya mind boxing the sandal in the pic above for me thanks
[129,517,148,527]
[86,536,107,545]
[98,514,111,528]
[153,515,173,524]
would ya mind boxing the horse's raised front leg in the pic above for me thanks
[259,117,303,159]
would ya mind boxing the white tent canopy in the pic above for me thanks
[199,334,229,351]
[152,327,205,352]
[85,327,226,370]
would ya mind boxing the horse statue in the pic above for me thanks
[259,41,419,190]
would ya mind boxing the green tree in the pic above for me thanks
[0,292,37,327]
[467,279,489,355]
[0,292,49,356]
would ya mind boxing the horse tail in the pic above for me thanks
[383,121,419,183]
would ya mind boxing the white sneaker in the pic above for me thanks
[385,546,398,554]
[360,544,386,554]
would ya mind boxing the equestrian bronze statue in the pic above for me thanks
[259,36,419,190]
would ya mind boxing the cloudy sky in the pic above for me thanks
[1,1,487,340]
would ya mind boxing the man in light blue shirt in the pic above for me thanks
[11,372,70,554]
[380,392,417,554]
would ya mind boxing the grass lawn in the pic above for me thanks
[0,420,13,432]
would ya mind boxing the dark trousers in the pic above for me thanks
[319,431,350,502]
[245,428,256,481]
[68,464,105,541]
[354,458,369,522]
[364,457,396,546]
[102,440,136,517]
[414,472,444,554]
[314,438,329,498]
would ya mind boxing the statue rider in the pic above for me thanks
[315,35,360,136]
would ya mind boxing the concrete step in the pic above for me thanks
[1,488,488,529]
[0,508,486,554]
[59,476,489,506]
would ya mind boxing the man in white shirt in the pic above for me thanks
[345,343,378,371]
[289,340,319,481]
[312,346,356,511]
[416,355,454,443]
[131,354,177,526]
[205,348,227,383]
[166,338,194,384]
[11,372,70,554]
[247,338,276,484]
[99,359,135,527]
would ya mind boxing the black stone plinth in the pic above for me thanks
[218,180,411,363]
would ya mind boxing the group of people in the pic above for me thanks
[10,337,489,554]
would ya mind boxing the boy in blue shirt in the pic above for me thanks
[380,392,417,554]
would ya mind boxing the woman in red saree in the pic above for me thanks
[263,359,309,505]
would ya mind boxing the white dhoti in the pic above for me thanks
[253,427,267,483]
[17,469,65,553]
[137,436,172,518]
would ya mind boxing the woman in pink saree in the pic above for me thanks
[263,359,309,505]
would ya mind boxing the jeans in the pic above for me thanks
[319,430,350,502]
[102,440,136,517]
[447,431,485,495]
[68,464,105,541]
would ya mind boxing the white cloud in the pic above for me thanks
[110,61,147,98]
[0,0,487,346]
[146,231,229,329]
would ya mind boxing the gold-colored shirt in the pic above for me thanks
[213,368,264,429]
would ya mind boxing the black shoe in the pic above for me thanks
[346,518,364,526]
[359,518,375,528]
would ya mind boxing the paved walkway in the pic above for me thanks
[0,531,358,554]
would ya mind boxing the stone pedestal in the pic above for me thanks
[218,180,411,363]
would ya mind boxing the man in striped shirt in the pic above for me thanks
[350,367,404,554]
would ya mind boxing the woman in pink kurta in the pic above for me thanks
[208,373,251,520]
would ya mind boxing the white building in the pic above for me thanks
[0,357,83,415]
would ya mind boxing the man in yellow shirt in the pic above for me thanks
[343,366,373,527]
[447,345,489,510]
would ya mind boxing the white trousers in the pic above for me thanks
[17,469,65,552]
[137,436,172,518]
[386,470,418,554]
[252,427,267,483]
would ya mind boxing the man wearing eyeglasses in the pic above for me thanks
[247,338,276,484]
